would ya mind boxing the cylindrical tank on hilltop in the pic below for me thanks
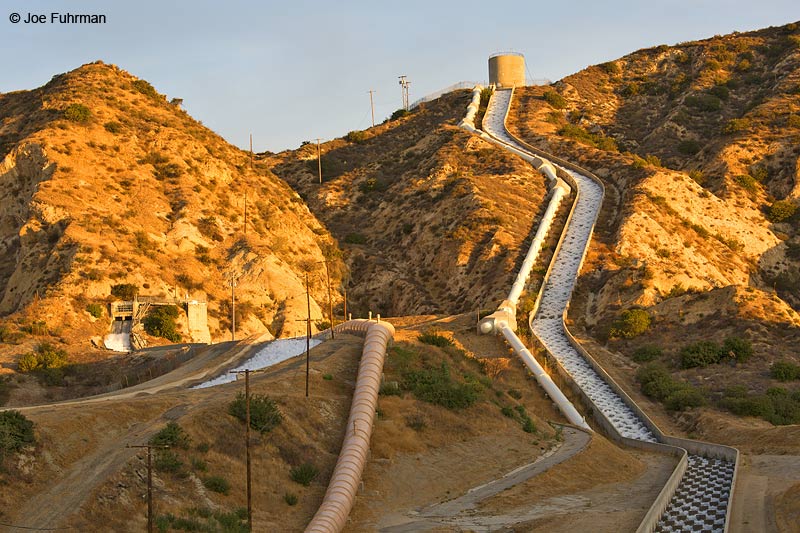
[488,53,525,88]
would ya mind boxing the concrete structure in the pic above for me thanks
[488,52,525,88]
[104,297,211,351]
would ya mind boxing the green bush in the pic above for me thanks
[390,109,411,121]
[17,343,69,373]
[771,360,800,381]
[609,309,651,339]
[203,475,231,495]
[599,61,621,75]
[507,388,522,400]
[0,410,35,458]
[721,387,800,425]
[345,130,368,143]
[679,341,722,368]
[677,139,701,155]
[636,364,705,411]
[685,94,722,111]
[768,200,797,223]
[734,174,758,193]
[723,118,752,134]
[86,303,104,319]
[344,233,367,245]
[402,362,478,409]
[154,450,184,474]
[721,336,753,363]
[284,492,298,506]
[417,330,454,347]
[143,305,182,342]
[633,345,662,363]
[132,79,159,98]
[150,422,191,449]
[64,103,91,123]
[111,283,139,300]
[543,90,567,109]
[228,392,282,433]
[103,121,122,134]
[290,463,319,486]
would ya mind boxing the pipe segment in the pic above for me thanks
[305,319,395,533]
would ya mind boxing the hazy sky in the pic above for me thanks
[2,1,797,152]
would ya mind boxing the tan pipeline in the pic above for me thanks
[305,318,395,533]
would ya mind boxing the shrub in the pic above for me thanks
[721,336,753,363]
[143,305,182,342]
[633,345,662,363]
[723,118,751,134]
[17,343,69,373]
[228,392,282,433]
[688,170,705,185]
[507,388,522,400]
[405,413,426,431]
[609,309,651,339]
[345,130,368,143]
[322,373,333,381]
[599,61,621,75]
[111,283,139,300]
[734,174,758,193]
[0,410,35,458]
[86,303,104,319]
[154,450,184,474]
[150,422,191,449]
[770,360,800,381]
[403,362,478,409]
[684,94,722,111]
[203,475,230,495]
[103,121,122,134]
[64,103,91,123]
[284,492,298,506]
[543,90,567,109]
[788,114,800,128]
[680,341,722,368]
[132,79,159,98]
[708,85,730,100]
[344,233,367,245]
[664,387,707,411]
[768,200,797,223]
[677,139,701,155]
[417,330,454,347]
[390,109,411,121]
[290,463,319,486]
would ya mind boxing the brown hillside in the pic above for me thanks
[270,91,547,318]
[506,22,800,435]
[0,62,343,369]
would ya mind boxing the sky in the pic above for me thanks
[2,1,798,152]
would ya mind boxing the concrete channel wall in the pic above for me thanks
[479,87,738,532]
[305,319,395,533]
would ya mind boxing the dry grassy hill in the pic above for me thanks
[505,22,800,434]
[0,62,343,370]
[270,91,548,318]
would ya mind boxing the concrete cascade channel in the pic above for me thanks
[468,86,737,532]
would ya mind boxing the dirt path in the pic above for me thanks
[378,427,591,532]
[730,454,800,533]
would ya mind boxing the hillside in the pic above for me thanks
[505,22,800,431]
[270,91,548,318]
[0,62,342,369]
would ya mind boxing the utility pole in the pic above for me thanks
[324,260,334,339]
[368,89,376,127]
[343,285,347,322]
[316,138,322,184]
[229,369,253,531]
[127,444,169,533]
[305,272,311,397]
[398,76,410,110]
[227,275,238,341]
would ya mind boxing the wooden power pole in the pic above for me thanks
[127,444,168,533]
[368,89,376,127]
[305,272,311,397]
[316,138,322,184]
[324,260,334,339]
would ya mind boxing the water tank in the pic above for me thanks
[489,53,525,88]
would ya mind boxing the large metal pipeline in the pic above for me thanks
[305,319,395,533]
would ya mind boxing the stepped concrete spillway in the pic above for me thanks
[477,87,736,532]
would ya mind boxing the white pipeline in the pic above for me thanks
[498,324,590,430]
[305,319,395,533]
